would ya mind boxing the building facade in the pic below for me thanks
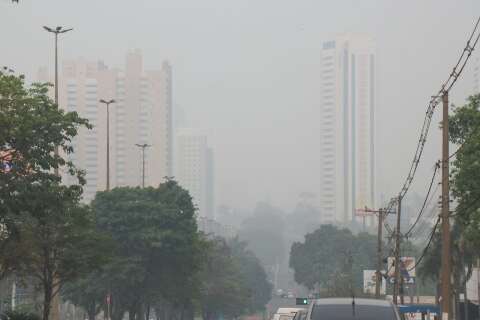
[39,50,173,202]
[320,34,376,224]
[175,129,215,219]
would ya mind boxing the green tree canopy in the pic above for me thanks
[228,238,272,314]
[289,224,377,296]
[0,71,90,240]
[198,238,250,320]
[449,94,480,245]
[66,180,202,320]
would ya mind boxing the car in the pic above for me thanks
[306,298,401,320]
[292,309,307,320]
[272,308,306,320]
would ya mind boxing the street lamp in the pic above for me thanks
[99,99,115,191]
[43,26,73,107]
[43,26,73,176]
[135,143,151,188]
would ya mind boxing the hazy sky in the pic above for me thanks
[2,0,479,212]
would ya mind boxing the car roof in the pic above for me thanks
[276,308,304,313]
[313,298,392,307]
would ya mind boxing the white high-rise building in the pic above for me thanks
[320,34,376,224]
[39,50,173,202]
[175,129,215,219]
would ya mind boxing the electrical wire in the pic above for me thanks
[405,162,440,237]
[407,215,441,272]
[385,15,480,213]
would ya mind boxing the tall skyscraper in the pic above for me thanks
[175,129,215,219]
[40,50,173,202]
[320,34,376,224]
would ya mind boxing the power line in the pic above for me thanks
[409,192,440,240]
[386,15,480,212]
[405,162,440,237]
[407,215,441,272]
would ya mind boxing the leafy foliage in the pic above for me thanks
[0,71,95,320]
[449,94,480,245]
[289,224,377,295]
[66,181,203,320]
[0,310,41,320]
[228,238,272,314]
[198,238,250,320]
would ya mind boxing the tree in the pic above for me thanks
[0,182,109,320]
[449,94,480,245]
[67,180,202,320]
[289,224,377,295]
[0,70,95,320]
[198,238,250,320]
[0,70,89,245]
[228,238,272,314]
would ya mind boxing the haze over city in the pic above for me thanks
[3,1,480,320]
[2,0,479,212]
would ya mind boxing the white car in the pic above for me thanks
[272,308,305,320]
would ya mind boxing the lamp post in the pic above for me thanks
[99,99,115,191]
[135,143,151,188]
[43,26,73,175]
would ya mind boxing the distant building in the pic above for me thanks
[39,50,173,202]
[175,129,215,219]
[320,34,376,224]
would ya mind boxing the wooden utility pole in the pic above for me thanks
[393,195,402,305]
[441,91,452,320]
[376,209,384,299]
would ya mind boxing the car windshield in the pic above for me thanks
[311,304,397,320]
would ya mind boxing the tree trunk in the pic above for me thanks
[43,282,53,320]
[137,304,144,320]
[128,309,136,320]
[112,303,125,320]
[145,304,150,320]
[87,300,96,320]
[155,307,165,320]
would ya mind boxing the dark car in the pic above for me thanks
[306,298,401,320]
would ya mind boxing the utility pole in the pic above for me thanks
[393,195,402,305]
[441,91,452,320]
[376,209,384,299]
[135,143,151,188]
